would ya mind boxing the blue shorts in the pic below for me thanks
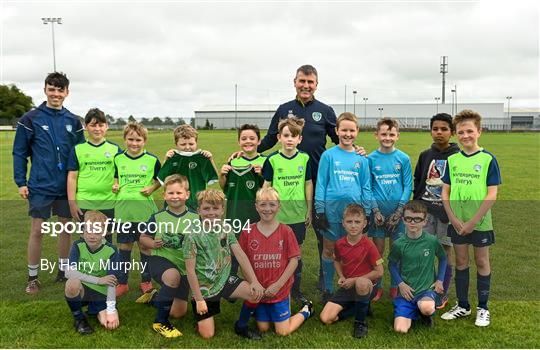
[116,222,143,244]
[254,298,291,323]
[28,193,71,219]
[368,218,405,240]
[321,222,346,242]
[80,284,107,315]
[393,290,436,320]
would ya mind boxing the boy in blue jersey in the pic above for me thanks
[13,72,85,293]
[65,210,120,334]
[441,110,501,327]
[67,108,122,244]
[314,112,373,302]
[368,118,413,300]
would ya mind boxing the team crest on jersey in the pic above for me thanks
[278,240,284,250]
[246,180,255,190]
[423,249,430,257]
[395,164,401,171]
[140,165,147,171]
[298,166,304,172]
[104,151,111,158]
[66,124,72,132]
[473,164,482,172]
[354,162,360,169]
[312,112,322,122]
[189,162,197,169]
[250,239,260,251]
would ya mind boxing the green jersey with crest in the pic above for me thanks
[157,150,218,210]
[114,151,160,222]
[224,165,264,228]
[67,140,122,210]
[147,209,199,274]
[183,225,237,298]
[262,150,312,224]
[388,232,446,297]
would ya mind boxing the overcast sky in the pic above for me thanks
[1,0,538,120]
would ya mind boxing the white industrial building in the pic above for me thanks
[194,103,540,130]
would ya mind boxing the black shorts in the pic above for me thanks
[116,221,143,244]
[149,255,189,301]
[448,226,495,247]
[329,283,379,313]
[28,193,70,219]
[191,275,244,322]
[288,222,306,245]
[81,284,107,315]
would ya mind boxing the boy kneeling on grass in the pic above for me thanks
[184,189,264,339]
[237,187,313,339]
[319,204,383,339]
[64,210,119,334]
[389,200,447,333]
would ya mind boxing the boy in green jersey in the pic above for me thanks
[220,124,266,275]
[139,174,198,338]
[441,110,501,327]
[184,189,264,339]
[67,108,122,243]
[388,201,447,333]
[158,125,218,210]
[65,211,120,334]
[262,117,313,304]
[112,122,161,297]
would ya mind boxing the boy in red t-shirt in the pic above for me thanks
[319,204,384,339]
[236,187,313,338]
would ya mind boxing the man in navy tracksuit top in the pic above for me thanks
[258,64,339,301]
[13,72,84,294]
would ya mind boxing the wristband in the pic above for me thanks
[106,301,116,314]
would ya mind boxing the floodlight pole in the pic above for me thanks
[363,97,368,127]
[42,17,62,72]
[440,56,448,104]
[435,97,441,113]
[352,90,357,116]
[506,96,512,131]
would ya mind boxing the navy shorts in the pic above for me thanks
[393,290,436,320]
[288,222,306,245]
[191,275,244,322]
[116,221,143,244]
[149,255,189,301]
[448,226,495,247]
[330,283,379,317]
[80,284,107,315]
[28,193,70,219]
[254,298,291,323]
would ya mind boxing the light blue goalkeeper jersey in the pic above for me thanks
[315,145,373,223]
[368,148,413,216]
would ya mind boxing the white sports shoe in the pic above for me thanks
[475,307,490,327]
[441,303,472,320]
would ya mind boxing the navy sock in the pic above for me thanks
[455,267,470,310]
[118,249,131,284]
[154,285,176,323]
[66,295,85,320]
[236,303,256,328]
[477,273,491,310]
[292,259,303,295]
[140,252,151,283]
[322,257,335,293]
[354,294,370,322]
[443,264,453,295]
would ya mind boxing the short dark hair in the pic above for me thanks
[403,200,427,216]
[430,113,453,131]
[238,124,261,140]
[84,108,107,125]
[296,65,318,80]
[44,72,69,89]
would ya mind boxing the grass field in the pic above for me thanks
[1,130,539,348]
